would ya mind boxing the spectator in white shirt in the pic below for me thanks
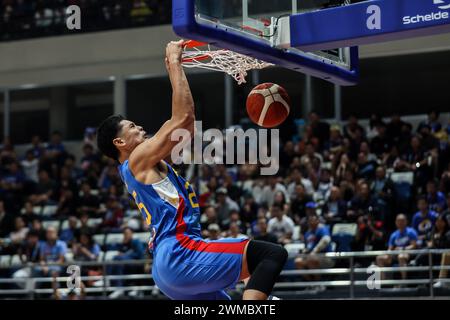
[260,176,289,208]
[9,216,29,246]
[21,150,39,183]
[287,168,314,198]
[267,203,295,245]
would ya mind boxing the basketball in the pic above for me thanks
[246,83,291,128]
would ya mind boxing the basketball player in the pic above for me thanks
[96,40,287,300]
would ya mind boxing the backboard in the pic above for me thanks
[173,0,359,85]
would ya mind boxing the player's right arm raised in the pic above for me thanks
[129,40,195,174]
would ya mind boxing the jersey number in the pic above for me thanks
[132,191,152,225]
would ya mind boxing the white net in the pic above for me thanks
[182,42,273,85]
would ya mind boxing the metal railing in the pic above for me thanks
[0,249,449,299]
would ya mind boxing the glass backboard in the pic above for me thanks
[173,0,359,85]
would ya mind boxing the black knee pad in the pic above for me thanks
[245,240,288,296]
[247,240,288,274]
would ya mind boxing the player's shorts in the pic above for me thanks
[152,237,249,300]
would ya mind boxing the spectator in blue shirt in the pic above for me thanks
[36,226,67,278]
[426,180,446,213]
[45,131,67,167]
[59,215,79,246]
[295,215,334,285]
[412,196,439,247]
[376,214,418,282]
[107,227,145,287]
[73,232,101,277]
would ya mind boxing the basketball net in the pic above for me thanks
[182,40,273,85]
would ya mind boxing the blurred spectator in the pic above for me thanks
[0,200,14,237]
[36,226,67,278]
[1,161,25,211]
[56,189,77,218]
[78,212,95,236]
[316,168,333,201]
[290,184,313,224]
[206,224,222,240]
[356,152,377,181]
[386,113,408,144]
[9,216,29,249]
[28,135,45,159]
[300,143,323,169]
[370,166,395,203]
[83,127,97,149]
[240,193,259,227]
[322,186,347,225]
[253,218,278,244]
[344,114,366,141]
[72,232,100,264]
[443,193,450,225]
[261,176,289,208]
[287,168,314,197]
[267,204,294,245]
[21,150,39,183]
[224,222,248,239]
[99,196,124,233]
[347,182,379,222]
[214,187,239,227]
[429,214,450,288]
[426,180,446,213]
[107,227,145,288]
[308,112,330,151]
[30,218,46,241]
[200,206,220,237]
[29,169,57,205]
[370,122,391,156]
[326,125,344,156]
[353,216,385,251]
[78,181,100,216]
[294,215,334,286]
[366,113,384,140]
[21,202,38,226]
[376,214,418,282]
[80,144,100,172]
[46,131,65,159]
[412,197,438,247]
[13,230,42,289]
[419,110,442,134]
[59,215,79,246]
[57,166,78,196]
[222,210,246,235]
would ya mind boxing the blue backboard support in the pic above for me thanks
[290,0,450,52]
[172,0,360,86]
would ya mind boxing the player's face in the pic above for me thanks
[115,120,148,151]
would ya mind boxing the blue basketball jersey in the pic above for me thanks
[118,160,201,250]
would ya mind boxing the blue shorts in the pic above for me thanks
[152,237,249,300]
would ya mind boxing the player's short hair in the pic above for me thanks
[97,115,125,161]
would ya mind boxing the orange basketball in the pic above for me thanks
[246,83,291,128]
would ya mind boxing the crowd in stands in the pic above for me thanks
[0,110,450,297]
[0,0,172,41]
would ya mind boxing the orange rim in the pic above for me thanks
[183,40,208,49]
[182,54,210,63]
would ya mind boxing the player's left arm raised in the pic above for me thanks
[129,41,195,174]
